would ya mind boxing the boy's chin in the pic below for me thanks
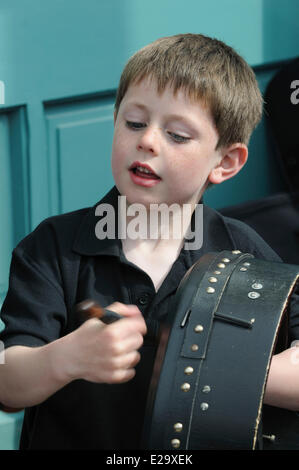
[125,195,155,210]
[115,182,202,209]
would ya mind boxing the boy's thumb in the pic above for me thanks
[108,302,142,318]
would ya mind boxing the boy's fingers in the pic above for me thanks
[107,302,142,318]
[108,330,144,356]
[107,302,147,336]
[108,350,141,371]
[77,300,141,323]
[117,316,147,338]
[107,368,136,384]
[77,300,146,334]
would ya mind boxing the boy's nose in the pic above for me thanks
[136,127,160,156]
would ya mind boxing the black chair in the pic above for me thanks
[219,57,299,264]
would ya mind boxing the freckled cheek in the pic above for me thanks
[169,159,205,184]
[111,137,128,175]
[167,161,209,202]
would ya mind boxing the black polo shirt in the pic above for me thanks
[1,186,298,449]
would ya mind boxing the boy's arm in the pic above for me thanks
[0,342,71,408]
[264,346,299,410]
[0,303,146,408]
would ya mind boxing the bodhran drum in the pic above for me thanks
[142,250,299,450]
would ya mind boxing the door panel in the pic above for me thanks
[45,94,115,214]
[0,107,29,306]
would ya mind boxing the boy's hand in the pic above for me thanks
[62,302,147,385]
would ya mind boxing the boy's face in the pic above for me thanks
[111,78,231,209]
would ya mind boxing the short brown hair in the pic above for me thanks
[114,33,263,149]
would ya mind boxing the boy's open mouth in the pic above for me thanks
[129,162,161,180]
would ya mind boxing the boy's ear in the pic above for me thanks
[208,143,248,184]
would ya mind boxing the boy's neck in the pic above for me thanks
[119,200,199,291]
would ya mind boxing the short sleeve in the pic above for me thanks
[0,245,67,349]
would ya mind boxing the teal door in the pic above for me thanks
[0,0,298,450]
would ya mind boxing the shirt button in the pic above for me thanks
[138,294,150,306]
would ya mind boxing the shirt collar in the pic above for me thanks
[72,186,122,257]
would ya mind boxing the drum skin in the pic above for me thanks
[142,250,299,450]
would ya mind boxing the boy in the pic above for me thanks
[0,33,298,449]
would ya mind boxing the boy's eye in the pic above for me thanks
[126,121,146,130]
[125,121,190,144]
[168,132,190,143]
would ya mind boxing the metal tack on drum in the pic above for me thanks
[206,287,215,293]
[171,438,180,448]
[200,402,209,411]
[173,423,183,432]
[181,383,191,392]
[194,324,204,333]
